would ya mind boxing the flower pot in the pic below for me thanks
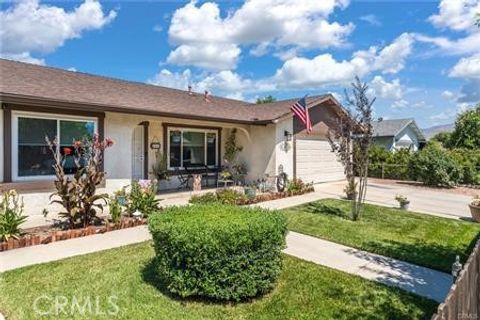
[400,202,410,210]
[346,191,357,201]
[244,187,257,199]
[469,204,480,223]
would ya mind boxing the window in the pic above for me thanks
[13,112,97,180]
[167,127,218,169]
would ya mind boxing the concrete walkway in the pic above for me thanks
[285,231,451,302]
[314,181,473,220]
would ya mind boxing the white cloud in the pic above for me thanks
[392,99,408,109]
[153,24,163,32]
[0,0,116,62]
[428,0,480,31]
[196,70,252,93]
[414,33,480,56]
[273,47,301,61]
[370,76,403,99]
[147,68,192,91]
[373,33,414,73]
[167,43,241,71]
[166,0,353,70]
[359,14,381,26]
[430,110,454,121]
[458,79,480,103]
[273,33,414,88]
[419,0,480,86]
[441,90,454,99]
[224,92,245,101]
[449,53,480,79]
[0,52,45,65]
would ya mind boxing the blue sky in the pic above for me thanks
[1,0,479,128]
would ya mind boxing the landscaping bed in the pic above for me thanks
[0,217,147,252]
[190,179,314,205]
[284,199,480,273]
[0,241,438,320]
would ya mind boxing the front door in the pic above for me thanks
[132,125,144,180]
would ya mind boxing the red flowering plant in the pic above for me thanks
[46,134,114,228]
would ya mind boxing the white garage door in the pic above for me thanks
[296,139,345,184]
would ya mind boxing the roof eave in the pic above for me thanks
[0,92,267,126]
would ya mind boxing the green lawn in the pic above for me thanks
[0,241,436,320]
[284,199,480,273]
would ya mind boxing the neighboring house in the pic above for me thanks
[0,59,346,193]
[372,118,426,151]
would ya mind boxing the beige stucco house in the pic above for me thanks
[0,59,345,196]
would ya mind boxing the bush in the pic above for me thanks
[127,180,160,215]
[189,189,247,205]
[450,148,480,185]
[215,188,247,205]
[409,143,463,187]
[367,146,412,180]
[0,190,27,241]
[189,192,218,204]
[286,178,314,195]
[149,204,287,301]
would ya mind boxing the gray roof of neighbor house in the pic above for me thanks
[0,59,337,125]
[372,118,426,141]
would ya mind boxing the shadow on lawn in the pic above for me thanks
[359,238,468,273]
[343,242,454,304]
[303,202,351,220]
[141,258,272,306]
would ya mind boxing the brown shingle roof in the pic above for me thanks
[0,59,331,124]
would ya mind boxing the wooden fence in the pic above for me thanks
[432,239,480,320]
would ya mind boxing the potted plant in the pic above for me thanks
[151,150,169,191]
[469,195,480,222]
[344,180,357,200]
[243,183,257,199]
[395,194,410,210]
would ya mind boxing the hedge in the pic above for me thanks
[367,144,480,186]
[148,204,288,301]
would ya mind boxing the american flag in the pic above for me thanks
[291,97,312,134]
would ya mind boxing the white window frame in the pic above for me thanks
[166,127,218,170]
[12,111,98,181]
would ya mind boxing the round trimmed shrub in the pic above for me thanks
[148,204,287,301]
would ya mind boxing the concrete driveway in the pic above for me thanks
[315,180,474,220]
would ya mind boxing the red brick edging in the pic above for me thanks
[0,217,148,252]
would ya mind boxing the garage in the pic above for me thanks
[295,138,345,184]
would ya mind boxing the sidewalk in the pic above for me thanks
[285,231,451,302]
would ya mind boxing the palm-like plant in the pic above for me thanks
[0,190,27,241]
[47,135,113,228]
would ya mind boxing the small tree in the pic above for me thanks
[47,134,113,228]
[224,128,243,164]
[328,77,375,220]
[448,103,480,149]
[256,95,277,104]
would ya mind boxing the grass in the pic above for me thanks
[284,199,480,273]
[0,241,437,320]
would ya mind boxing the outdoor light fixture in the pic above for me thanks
[150,136,161,150]
[284,130,292,142]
